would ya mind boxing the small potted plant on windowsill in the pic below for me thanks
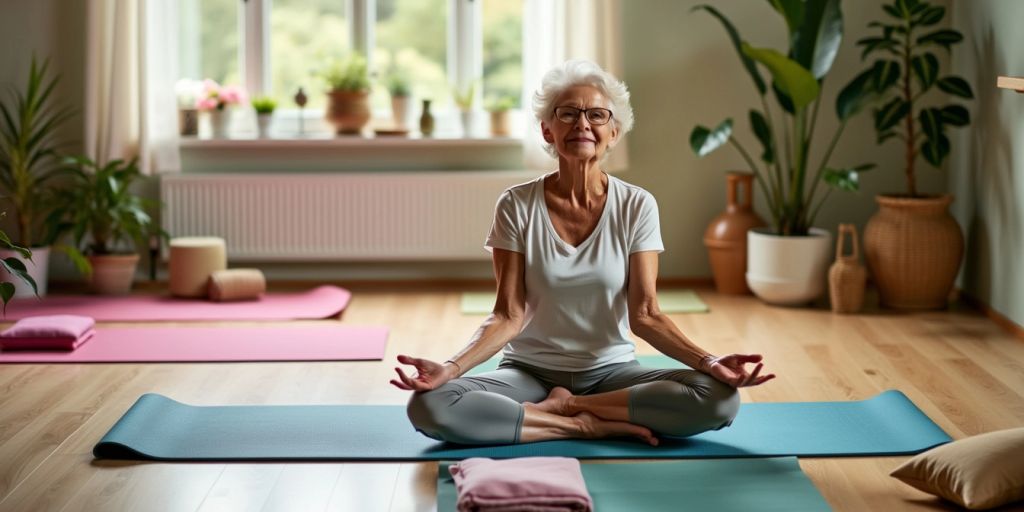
[486,96,515,137]
[323,53,372,135]
[385,71,411,131]
[196,80,247,138]
[842,0,973,310]
[452,81,477,137]
[251,96,277,138]
[57,156,165,295]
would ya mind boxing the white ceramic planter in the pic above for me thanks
[460,111,474,137]
[0,246,50,297]
[256,113,272,138]
[391,96,409,130]
[209,109,231,138]
[746,227,832,306]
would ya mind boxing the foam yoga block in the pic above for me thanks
[169,237,227,298]
[94,390,951,461]
[208,269,266,301]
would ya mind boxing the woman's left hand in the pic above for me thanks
[705,354,776,388]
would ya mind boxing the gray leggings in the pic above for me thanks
[407,358,740,445]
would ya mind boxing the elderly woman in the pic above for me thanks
[391,60,775,446]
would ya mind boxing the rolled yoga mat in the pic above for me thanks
[437,457,831,512]
[0,325,388,363]
[460,289,709,315]
[1,285,351,321]
[93,390,951,461]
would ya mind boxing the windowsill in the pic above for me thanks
[179,133,523,149]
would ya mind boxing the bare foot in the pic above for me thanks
[573,411,659,446]
[523,386,573,416]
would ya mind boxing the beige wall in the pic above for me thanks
[5,0,960,285]
[950,0,1024,327]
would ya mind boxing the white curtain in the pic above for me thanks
[85,0,180,175]
[521,0,628,172]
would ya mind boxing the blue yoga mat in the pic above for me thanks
[93,390,950,461]
[437,457,831,512]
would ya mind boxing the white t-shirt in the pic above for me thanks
[484,172,665,371]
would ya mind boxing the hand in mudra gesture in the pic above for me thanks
[705,354,776,388]
[390,354,454,392]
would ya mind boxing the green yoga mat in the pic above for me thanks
[460,290,708,315]
[93,390,950,461]
[437,457,830,512]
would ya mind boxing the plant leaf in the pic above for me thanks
[916,29,963,53]
[693,5,767,95]
[920,133,950,167]
[915,6,945,26]
[882,4,903,19]
[0,282,14,313]
[749,110,774,164]
[859,38,899,60]
[772,81,796,114]
[936,76,974,98]
[790,0,843,79]
[823,167,860,192]
[690,119,734,158]
[836,66,878,120]
[920,107,943,141]
[911,52,939,91]
[741,43,820,109]
[767,0,805,34]
[874,97,910,132]
[873,60,902,92]
[940,105,970,126]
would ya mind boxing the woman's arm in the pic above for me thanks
[391,247,527,390]
[626,251,775,387]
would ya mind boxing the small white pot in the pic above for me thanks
[460,111,474,137]
[0,246,50,297]
[391,96,409,130]
[208,109,231,138]
[746,227,832,306]
[256,113,273,138]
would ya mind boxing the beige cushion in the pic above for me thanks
[168,237,227,298]
[890,427,1024,510]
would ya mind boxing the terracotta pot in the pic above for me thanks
[326,90,370,135]
[703,172,766,294]
[863,194,964,309]
[829,223,867,314]
[88,253,140,296]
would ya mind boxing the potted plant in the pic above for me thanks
[486,96,515,137]
[385,71,411,130]
[251,96,277,138]
[690,2,876,306]
[453,81,477,137]
[0,56,75,297]
[844,0,972,309]
[58,156,164,295]
[323,53,371,135]
[196,79,247,138]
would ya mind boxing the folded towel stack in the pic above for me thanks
[449,457,593,512]
[0,315,96,351]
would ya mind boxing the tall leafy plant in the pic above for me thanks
[0,225,36,310]
[0,57,74,247]
[842,0,972,197]
[690,1,877,236]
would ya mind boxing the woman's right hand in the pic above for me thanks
[390,354,457,392]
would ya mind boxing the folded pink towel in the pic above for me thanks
[449,457,593,512]
[0,315,96,351]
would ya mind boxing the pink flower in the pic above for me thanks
[196,97,219,111]
[202,79,221,96]
[219,85,247,106]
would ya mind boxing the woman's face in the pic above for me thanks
[542,85,618,162]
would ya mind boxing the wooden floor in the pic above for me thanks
[1,286,1023,512]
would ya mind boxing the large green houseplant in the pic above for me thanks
[689,1,877,305]
[843,0,972,309]
[0,57,75,296]
[58,156,164,295]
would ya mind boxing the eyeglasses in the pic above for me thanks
[553,106,613,126]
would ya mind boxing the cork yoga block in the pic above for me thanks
[208,269,266,302]
[169,237,227,298]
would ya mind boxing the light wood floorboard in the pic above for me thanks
[0,287,1022,511]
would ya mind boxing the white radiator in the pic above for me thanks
[160,172,539,261]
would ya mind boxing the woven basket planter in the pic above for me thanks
[863,194,964,309]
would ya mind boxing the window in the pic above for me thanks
[177,0,521,137]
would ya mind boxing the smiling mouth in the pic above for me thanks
[567,138,596,143]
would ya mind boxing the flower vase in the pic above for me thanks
[209,109,231,138]
[419,99,435,137]
[703,172,765,294]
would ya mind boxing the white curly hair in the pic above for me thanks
[532,59,634,158]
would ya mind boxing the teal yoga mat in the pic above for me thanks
[437,457,831,512]
[94,390,950,461]
[460,290,708,315]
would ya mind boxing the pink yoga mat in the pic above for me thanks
[0,325,387,363]
[2,285,351,321]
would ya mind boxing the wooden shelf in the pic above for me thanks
[997,75,1024,92]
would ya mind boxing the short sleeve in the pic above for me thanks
[484,190,524,253]
[630,191,665,254]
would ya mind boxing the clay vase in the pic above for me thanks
[863,194,964,309]
[829,223,867,314]
[704,172,766,294]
